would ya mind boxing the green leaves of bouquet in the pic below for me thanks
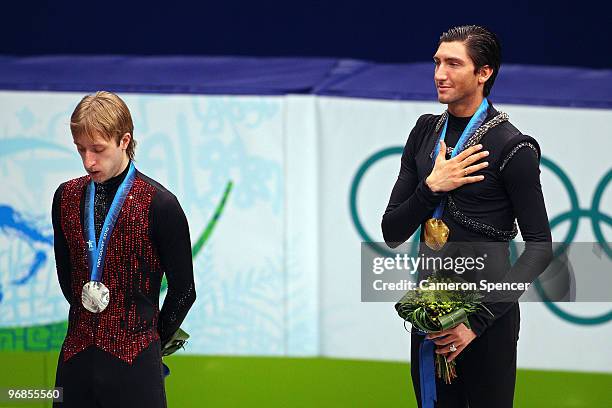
[395,276,485,332]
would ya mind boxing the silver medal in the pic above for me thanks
[82,281,110,313]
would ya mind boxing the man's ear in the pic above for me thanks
[478,65,494,85]
[120,133,131,150]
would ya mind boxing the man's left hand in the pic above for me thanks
[426,323,476,362]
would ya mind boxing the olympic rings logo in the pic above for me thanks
[349,147,612,325]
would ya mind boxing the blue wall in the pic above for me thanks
[2,0,611,68]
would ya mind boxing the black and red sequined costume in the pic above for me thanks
[51,162,196,407]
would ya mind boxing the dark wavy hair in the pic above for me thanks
[439,25,502,97]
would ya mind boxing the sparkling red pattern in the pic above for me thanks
[60,175,163,364]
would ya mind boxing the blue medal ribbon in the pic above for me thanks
[84,162,136,282]
[430,99,489,219]
[419,334,437,408]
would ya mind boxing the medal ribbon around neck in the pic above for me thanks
[85,161,136,283]
[424,99,489,250]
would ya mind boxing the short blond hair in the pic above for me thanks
[70,91,136,160]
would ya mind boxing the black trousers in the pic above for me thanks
[53,340,167,408]
[411,303,520,408]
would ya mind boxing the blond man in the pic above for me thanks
[52,91,195,407]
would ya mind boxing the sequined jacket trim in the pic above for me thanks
[446,195,519,241]
[430,111,510,159]
[499,142,539,171]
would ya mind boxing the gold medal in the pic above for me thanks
[424,218,449,251]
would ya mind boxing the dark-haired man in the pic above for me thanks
[382,26,553,407]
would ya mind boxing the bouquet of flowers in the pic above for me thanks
[161,327,189,357]
[395,275,491,384]
[161,327,190,357]
[160,327,190,377]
